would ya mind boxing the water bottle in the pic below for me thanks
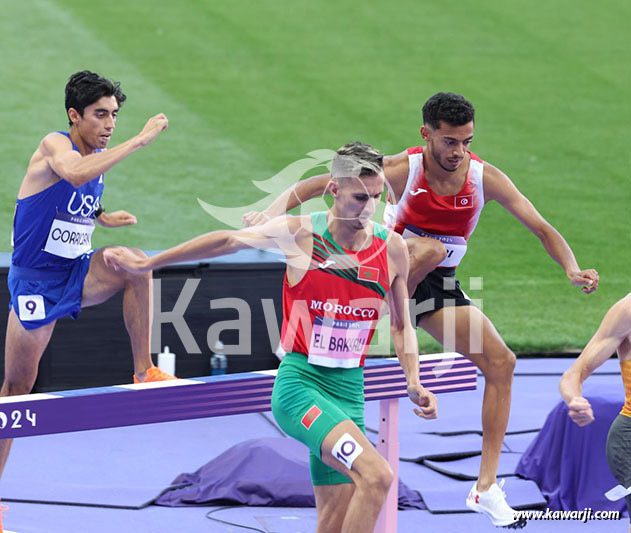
[211,341,228,375]
[157,346,176,376]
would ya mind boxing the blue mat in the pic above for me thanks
[399,433,484,461]
[0,413,283,508]
[516,387,626,515]
[503,432,538,453]
[514,357,620,376]
[508,374,621,435]
[399,460,546,513]
[367,429,484,460]
[397,508,621,532]
[3,501,318,533]
[6,500,622,533]
[423,452,523,480]
[1,363,621,515]
[365,388,485,435]
[367,371,622,439]
[365,375,563,436]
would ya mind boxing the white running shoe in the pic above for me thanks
[466,479,527,529]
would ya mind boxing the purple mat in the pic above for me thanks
[514,357,620,376]
[503,432,538,453]
[516,384,627,515]
[156,437,425,510]
[365,375,566,437]
[399,432,484,461]
[6,500,623,533]
[423,452,522,480]
[398,460,546,513]
[0,414,283,508]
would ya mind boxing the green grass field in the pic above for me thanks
[1,0,629,352]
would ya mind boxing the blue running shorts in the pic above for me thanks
[8,251,94,330]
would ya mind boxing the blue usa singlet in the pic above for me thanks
[11,132,104,270]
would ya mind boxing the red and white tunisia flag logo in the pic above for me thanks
[455,195,473,209]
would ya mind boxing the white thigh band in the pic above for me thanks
[331,432,363,470]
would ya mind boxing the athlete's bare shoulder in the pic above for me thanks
[283,214,313,235]
[386,229,406,252]
[262,214,314,279]
[385,230,408,269]
[481,160,504,180]
[384,149,410,179]
[41,131,72,151]
[617,293,631,321]
[383,149,410,201]
[257,214,313,250]
[481,161,521,203]
[18,132,75,197]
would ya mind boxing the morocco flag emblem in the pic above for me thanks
[358,265,379,283]
[301,405,322,430]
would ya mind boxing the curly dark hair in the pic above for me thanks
[65,71,127,126]
[422,92,475,129]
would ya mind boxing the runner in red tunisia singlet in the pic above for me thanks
[384,146,484,269]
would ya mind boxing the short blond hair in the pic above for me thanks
[331,142,383,180]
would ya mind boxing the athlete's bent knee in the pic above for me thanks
[407,237,447,266]
[357,460,394,497]
[122,248,151,281]
[1,378,36,397]
[426,238,448,264]
[128,247,148,259]
[483,348,516,382]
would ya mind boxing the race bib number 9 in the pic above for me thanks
[308,316,372,368]
[17,294,46,321]
[44,212,94,259]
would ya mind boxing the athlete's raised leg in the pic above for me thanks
[419,305,515,491]
[405,237,446,295]
[315,420,394,533]
[81,247,154,380]
[0,310,57,477]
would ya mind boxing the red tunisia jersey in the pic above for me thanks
[281,212,390,368]
[383,146,485,268]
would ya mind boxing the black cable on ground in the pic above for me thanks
[258,412,287,437]
[205,506,267,532]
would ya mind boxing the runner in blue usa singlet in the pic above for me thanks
[9,132,104,329]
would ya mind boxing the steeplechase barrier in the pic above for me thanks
[0,352,477,532]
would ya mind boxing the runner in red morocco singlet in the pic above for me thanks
[243,93,599,529]
[103,142,438,533]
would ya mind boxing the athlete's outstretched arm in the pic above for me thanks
[242,151,410,226]
[483,163,599,294]
[242,173,332,226]
[104,215,307,274]
[386,232,437,420]
[41,114,168,187]
[559,294,631,426]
